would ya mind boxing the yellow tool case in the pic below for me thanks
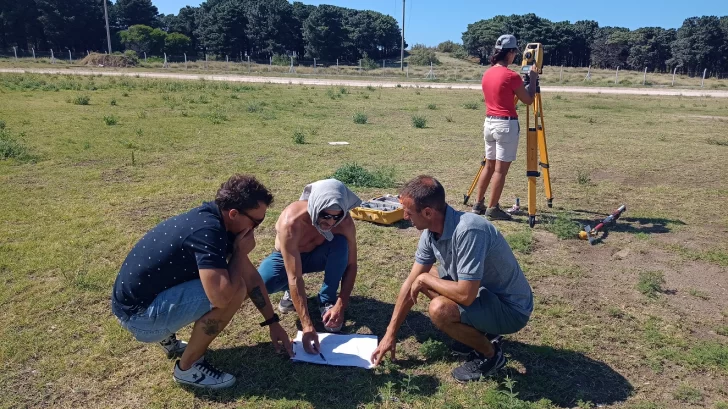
[349,195,404,225]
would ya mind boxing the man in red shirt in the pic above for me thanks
[473,34,538,220]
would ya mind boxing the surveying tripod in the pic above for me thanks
[463,43,553,228]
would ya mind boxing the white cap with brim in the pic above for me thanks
[495,34,520,53]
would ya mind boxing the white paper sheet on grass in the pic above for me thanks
[291,331,378,369]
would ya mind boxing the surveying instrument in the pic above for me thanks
[463,42,553,228]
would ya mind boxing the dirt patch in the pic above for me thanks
[79,53,137,68]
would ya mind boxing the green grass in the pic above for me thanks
[1,72,727,408]
[412,115,427,128]
[330,163,395,188]
[292,130,306,144]
[353,112,368,124]
[637,271,665,299]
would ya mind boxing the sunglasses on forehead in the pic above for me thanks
[318,211,345,221]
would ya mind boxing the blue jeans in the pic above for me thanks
[116,279,213,343]
[258,234,348,305]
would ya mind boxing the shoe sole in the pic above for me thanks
[174,376,236,389]
[452,354,507,384]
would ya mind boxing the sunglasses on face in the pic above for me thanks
[318,212,344,222]
[240,210,265,228]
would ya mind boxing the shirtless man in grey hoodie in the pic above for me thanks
[258,179,362,354]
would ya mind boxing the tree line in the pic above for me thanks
[1,1,726,74]
[0,0,402,62]
[461,13,728,75]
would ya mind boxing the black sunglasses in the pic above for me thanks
[318,211,344,221]
[241,210,265,228]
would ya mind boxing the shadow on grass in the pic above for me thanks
[572,209,686,236]
[503,341,633,407]
[191,296,443,408]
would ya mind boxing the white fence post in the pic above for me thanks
[51,49,55,64]
[68,49,72,63]
[672,67,678,86]
[163,53,168,68]
[13,46,17,60]
[144,52,147,63]
[701,68,707,87]
[205,54,208,70]
[247,55,250,73]
[184,53,187,70]
[643,67,647,85]
[86,50,89,56]
[314,58,316,73]
[584,65,592,81]
[269,56,272,72]
[615,66,619,84]
[359,59,362,74]
[560,65,563,82]
[32,48,35,59]
[336,58,339,72]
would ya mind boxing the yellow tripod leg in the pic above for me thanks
[463,157,486,205]
[526,104,538,228]
[535,94,553,208]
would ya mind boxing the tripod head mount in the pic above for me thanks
[520,42,543,92]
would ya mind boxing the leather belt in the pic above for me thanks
[486,116,518,120]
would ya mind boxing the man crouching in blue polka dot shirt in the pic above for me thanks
[111,174,293,389]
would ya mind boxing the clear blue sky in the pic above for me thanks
[151,0,727,47]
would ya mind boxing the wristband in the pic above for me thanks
[259,313,280,327]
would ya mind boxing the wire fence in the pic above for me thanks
[1,49,727,89]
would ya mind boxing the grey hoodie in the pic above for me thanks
[299,179,362,241]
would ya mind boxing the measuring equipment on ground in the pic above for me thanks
[463,42,553,228]
[579,204,627,244]
[349,195,404,225]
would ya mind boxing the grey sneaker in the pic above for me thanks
[278,290,295,314]
[159,333,187,359]
[472,201,486,215]
[173,357,236,389]
[319,302,343,332]
[485,204,513,221]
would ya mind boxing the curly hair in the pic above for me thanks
[399,175,446,213]
[215,174,274,211]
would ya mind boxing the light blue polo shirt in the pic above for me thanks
[414,205,533,317]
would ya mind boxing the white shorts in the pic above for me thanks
[484,118,520,162]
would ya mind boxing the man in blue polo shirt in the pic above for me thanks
[111,174,293,389]
[371,175,533,382]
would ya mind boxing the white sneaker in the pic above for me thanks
[278,290,295,314]
[158,334,187,358]
[173,357,236,389]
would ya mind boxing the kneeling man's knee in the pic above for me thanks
[429,296,459,326]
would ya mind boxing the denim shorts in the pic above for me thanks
[117,279,214,343]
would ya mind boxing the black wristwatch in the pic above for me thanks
[259,313,280,327]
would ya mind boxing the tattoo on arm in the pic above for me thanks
[249,286,266,309]
[203,318,221,336]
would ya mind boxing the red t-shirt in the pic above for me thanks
[481,66,523,117]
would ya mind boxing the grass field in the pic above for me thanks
[2,51,728,90]
[1,72,727,408]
